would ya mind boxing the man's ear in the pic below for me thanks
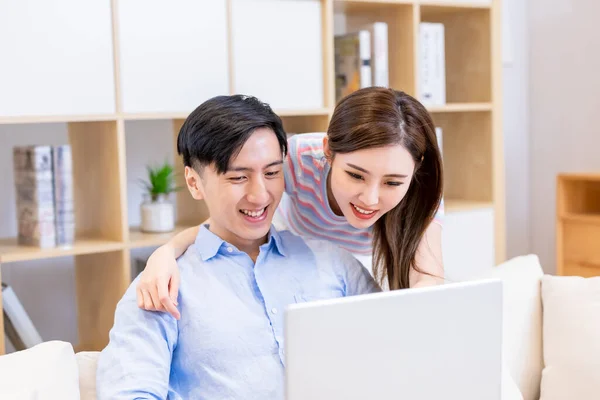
[323,136,332,161]
[184,166,205,200]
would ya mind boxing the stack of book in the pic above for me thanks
[334,22,389,102]
[13,145,75,248]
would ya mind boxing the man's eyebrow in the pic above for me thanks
[264,160,284,168]
[228,160,284,172]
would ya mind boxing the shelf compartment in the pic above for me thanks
[431,111,492,204]
[557,176,600,216]
[337,1,416,96]
[420,5,491,103]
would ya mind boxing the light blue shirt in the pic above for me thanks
[97,225,381,400]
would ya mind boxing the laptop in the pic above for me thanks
[284,279,503,400]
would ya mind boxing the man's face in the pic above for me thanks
[185,128,285,248]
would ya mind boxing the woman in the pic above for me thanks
[137,87,444,318]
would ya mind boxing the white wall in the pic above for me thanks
[503,0,531,260]
[529,0,600,273]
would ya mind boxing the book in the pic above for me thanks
[436,127,443,158]
[52,145,75,246]
[364,22,389,87]
[13,146,56,248]
[334,30,372,102]
[2,283,43,351]
[419,22,446,106]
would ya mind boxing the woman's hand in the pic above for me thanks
[135,225,201,319]
[136,244,181,320]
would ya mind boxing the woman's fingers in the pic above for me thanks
[142,289,157,311]
[137,270,180,319]
[158,276,180,320]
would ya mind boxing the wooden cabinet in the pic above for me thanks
[556,174,600,277]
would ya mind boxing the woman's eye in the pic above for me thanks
[265,171,280,177]
[346,171,364,180]
[386,181,403,187]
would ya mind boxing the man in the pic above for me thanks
[96,95,380,399]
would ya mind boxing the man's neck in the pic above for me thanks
[207,225,268,263]
[235,239,265,263]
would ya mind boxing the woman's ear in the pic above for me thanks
[184,166,205,200]
[323,136,332,161]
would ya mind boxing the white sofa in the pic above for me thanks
[0,254,598,400]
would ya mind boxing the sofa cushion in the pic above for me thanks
[485,254,544,400]
[76,351,100,400]
[539,275,600,400]
[0,340,80,400]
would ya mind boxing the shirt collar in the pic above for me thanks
[195,224,225,261]
[195,224,287,261]
[267,225,287,257]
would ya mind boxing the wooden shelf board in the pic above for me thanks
[120,108,331,122]
[558,173,600,182]
[562,259,600,269]
[121,112,190,121]
[128,225,194,249]
[335,0,413,14]
[336,0,413,5]
[0,114,119,125]
[0,238,124,263]
[445,199,493,214]
[275,108,332,117]
[560,213,600,224]
[420,1,492,12]
[427,103,492,113]
[335,0,492,10]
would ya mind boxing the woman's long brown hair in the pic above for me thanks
[327,87,443,290]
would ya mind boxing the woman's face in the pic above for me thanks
[326,138,416,230]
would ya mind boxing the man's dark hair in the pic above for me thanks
[177,95,288,174]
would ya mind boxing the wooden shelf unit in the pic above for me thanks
[0,0,503,355]
[556,173,600,277]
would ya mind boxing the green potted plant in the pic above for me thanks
[139,161,180,233]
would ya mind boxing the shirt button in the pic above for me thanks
[227,247,233,253]
[271,308,278,315]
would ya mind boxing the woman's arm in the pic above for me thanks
[136,223,204,319]
[410,222,444,288]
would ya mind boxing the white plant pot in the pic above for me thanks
[140,198,175,233]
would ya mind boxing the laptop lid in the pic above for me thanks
[285,279,503,400]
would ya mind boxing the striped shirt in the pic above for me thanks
[275,133,444,256]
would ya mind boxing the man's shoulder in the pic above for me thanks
[176,243,204,270]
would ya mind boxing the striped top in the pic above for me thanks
[275,133,444,256]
